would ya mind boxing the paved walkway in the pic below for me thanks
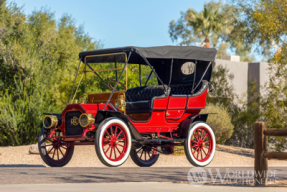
[0,166,286,185]
[0,182,286,192]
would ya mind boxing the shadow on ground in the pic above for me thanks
[0,164,45,168]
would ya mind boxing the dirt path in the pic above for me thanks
[0,144,287,167]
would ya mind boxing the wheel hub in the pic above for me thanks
[198,139,203,149]
[52,140,58,149]
[110,137,118,147]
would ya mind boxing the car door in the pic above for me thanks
[165,95,187,120]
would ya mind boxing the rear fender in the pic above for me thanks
[95,110,143,141]
[179,113,216,138]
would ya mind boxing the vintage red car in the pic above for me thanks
[39,46,217,167]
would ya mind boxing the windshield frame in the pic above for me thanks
[84,52,128,94]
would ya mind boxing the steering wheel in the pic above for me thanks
[108,80,127,91]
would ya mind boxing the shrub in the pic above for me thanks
[201,103,234,144]
[0,79,57,146]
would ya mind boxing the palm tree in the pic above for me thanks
[169,2,234,48]
[186,5,224,48]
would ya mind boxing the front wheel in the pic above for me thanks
[38,127,74,167]
[130,145,159,167]
[184,122,216,167]
[95,118,132,167]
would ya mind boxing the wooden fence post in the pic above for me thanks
[254,122,268,186]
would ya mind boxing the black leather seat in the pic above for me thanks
[125,85,167,113]
[170,80,209,96]
[125,81,209,114]
[170,84,193,95]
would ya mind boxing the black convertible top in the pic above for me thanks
[79,46,217,63]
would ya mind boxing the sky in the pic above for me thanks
[11,0,216,49]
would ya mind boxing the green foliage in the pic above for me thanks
[0,78,55,146]
[208,64,235,106]
[201,103,234,144]
[169,1,255,60]
[233,0,287,150]
[225,82,261,148]
[0,1,100,145]
[260,61,287,151]
[230,0,286,58]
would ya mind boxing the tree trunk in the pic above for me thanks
[203,37,211,48]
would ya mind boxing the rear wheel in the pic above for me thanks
[184,122,216,167]
[95,118,132,167]
[130,145,159,167]
[38,127,74,167]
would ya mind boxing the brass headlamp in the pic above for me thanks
[79,113,95,127]
[43,115,58,129]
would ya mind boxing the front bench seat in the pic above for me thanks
[125,85,168,113]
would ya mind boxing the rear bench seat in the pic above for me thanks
[125,80,208,114]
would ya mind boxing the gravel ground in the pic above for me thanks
[0,144,287,167]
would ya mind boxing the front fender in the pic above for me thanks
[94,110,143,141]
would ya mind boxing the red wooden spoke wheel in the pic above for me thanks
[45,131,72,162]
[130,145,159,167]
[184,122,216,167]
[38,127,74,167]
[190,127,213,162]
[101,123,129,161]
[95,118,132,167]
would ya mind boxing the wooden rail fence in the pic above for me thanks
[254,122,287,186]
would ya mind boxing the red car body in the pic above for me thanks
[39,46,217,167]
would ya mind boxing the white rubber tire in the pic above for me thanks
[184,122,216,167]
[95,117,132,167]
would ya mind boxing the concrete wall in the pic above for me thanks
[215,59,249,99]
[214,59,269,103]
